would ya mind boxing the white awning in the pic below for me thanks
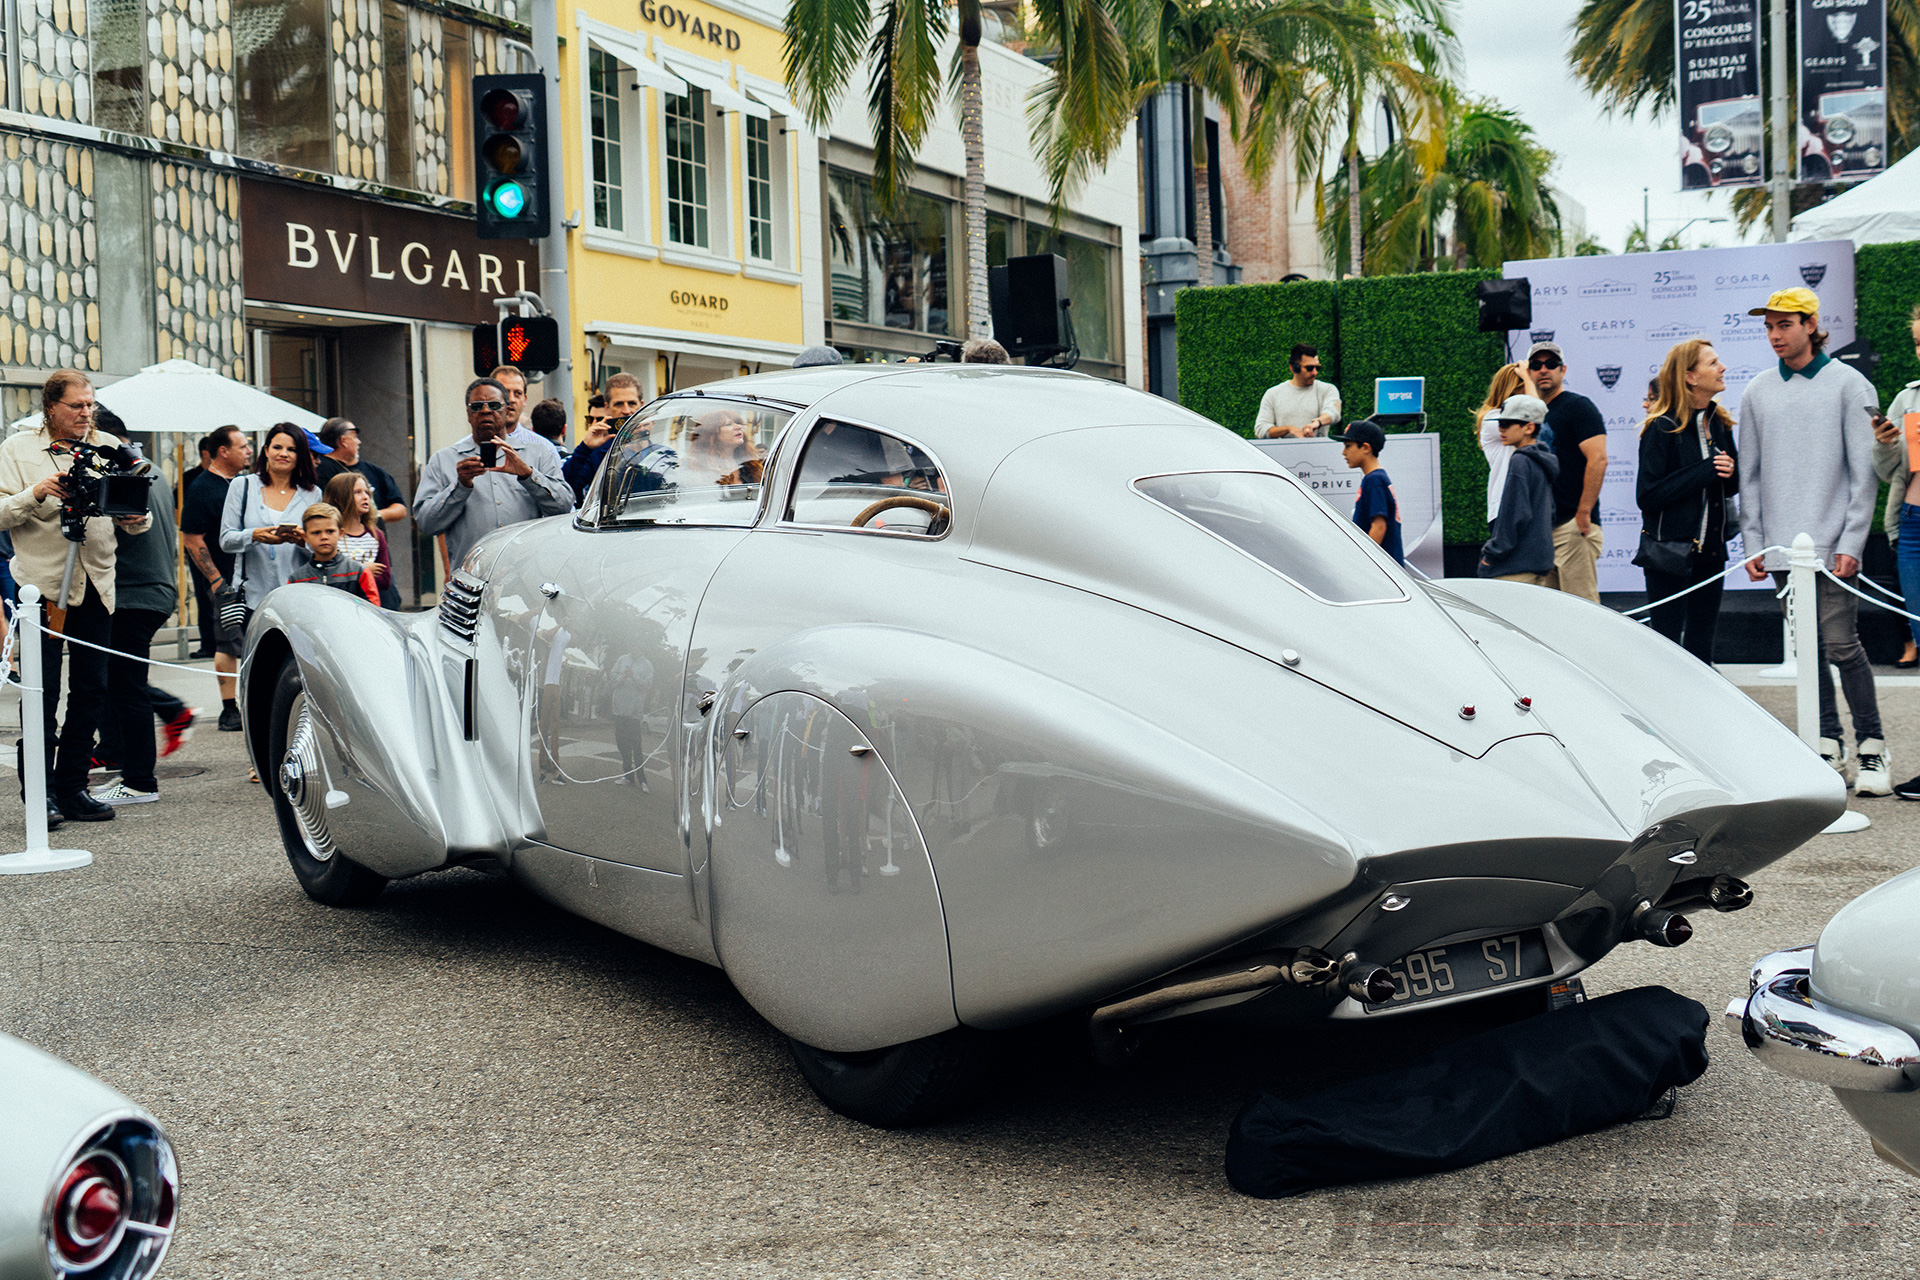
[658,52,765,118]
[579,22,685,95]
[742,83,805,122]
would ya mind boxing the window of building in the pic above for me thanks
[745,115,774,261]
[89,0,145,133]
[232,0,332,170]
[664,88,709,249]
[828,169,951,337]
[589,47,625,231]
[380,0,412,186]
[1025,223,1116,365]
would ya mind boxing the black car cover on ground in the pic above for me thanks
[1225,985,1710,1198]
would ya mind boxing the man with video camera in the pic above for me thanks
[0,370,152,825]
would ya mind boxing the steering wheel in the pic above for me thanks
[852,494,949,534]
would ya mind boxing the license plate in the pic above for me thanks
[1360,929,1552,1013]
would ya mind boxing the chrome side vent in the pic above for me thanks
[439,574,483,646]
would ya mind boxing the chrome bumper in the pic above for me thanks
[1726,947,1920,1093]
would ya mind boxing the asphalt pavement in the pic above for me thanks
[1,658,1916,1279]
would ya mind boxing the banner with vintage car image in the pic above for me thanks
[1677,0,1765,191]
[1798,0,1888,182]
[1504,240,1855,593]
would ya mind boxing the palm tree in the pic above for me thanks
[785,0,1001,337]
[1569,0,1920,228]
[1029,0,1430,285]
[1350,96,1560,274]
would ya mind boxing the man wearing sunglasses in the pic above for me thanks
[1527,341,1609,602]
[1255,344,1342,439]
[414,376,573,573]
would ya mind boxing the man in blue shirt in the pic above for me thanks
[1338,420,1403,564]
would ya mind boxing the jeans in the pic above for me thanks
[1773,569,1883,744]
[35,581,111,800]
[105,607,168,793]
[1644,559,1726,664]
[1897,505,1920,651]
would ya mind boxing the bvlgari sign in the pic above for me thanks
[240,180,540,325]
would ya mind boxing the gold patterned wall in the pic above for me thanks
[333,0,385,181]
[151,162,242,377]
[0,135,99,372]
[148,0,235,148]
[20,0,88,122]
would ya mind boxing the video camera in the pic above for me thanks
[58,441,152,543]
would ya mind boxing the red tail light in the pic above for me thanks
[53,1151,131,1268]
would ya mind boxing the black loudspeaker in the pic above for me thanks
[1476,278,1532,333]
[989,254,1070,357]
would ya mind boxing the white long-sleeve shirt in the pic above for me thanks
[414,426,573,571]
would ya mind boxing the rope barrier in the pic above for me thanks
[1618,545,1797,617]
[1819,566,1920,626]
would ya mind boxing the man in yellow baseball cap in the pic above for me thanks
[1735,282,1893,795]
[1746,286,1821,317]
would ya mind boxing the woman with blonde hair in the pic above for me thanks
[322,470,398,608]
[682,409,764,487]
[1633,337,1739,662]
[1476,363,1541,522]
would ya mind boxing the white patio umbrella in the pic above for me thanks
[7,358,325,435]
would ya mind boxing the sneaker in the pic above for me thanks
[90,780,157,806]
[1819,737,1847,774]
[1856,739,1893,796]
[218,706,242,732]
[54,792,115,822]
[1892,774,1920,800]
[161,708,198,757]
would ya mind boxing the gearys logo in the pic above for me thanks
[1595,365,1622,390]
[1801,263,1828,288]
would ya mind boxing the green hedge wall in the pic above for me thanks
[1175,269,1506,545]
[1845,241,1920,532]
[1175,279,1338,435]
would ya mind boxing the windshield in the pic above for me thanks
[600,399,794,527]
[1696,98,1759,127]
[1820,90,1881,117]
[1133,470,1406,605]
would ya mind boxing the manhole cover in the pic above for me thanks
[154,764,210,780]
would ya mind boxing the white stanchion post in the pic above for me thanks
[1786,536,1873,835]
[0,585,92,873]
[1756,615,1798,680]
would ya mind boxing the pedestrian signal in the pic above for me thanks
[499,315,561,374]
[473,73,550,239]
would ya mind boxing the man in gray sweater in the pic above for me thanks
[1737,286,1890,794]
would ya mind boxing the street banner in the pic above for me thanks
[1502,240,1856,593]
[1252,434,1444,582]
[1797,0,1888,182]
[1677,0,1765,191]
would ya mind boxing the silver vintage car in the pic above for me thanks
[240,364,1842,1125]
[1728,869,1920,1177]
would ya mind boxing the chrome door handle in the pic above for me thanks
[539,582,561,599]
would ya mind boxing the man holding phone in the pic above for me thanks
[414,376,573,573]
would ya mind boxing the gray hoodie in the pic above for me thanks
[1479,443,1560,578]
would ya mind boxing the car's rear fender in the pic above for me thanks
[243,586,513,877]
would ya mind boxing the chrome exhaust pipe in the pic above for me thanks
[1631,901,1693,947]
[1708,875,1753,912]
[1341,960,1399,1005]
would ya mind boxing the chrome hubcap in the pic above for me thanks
[280,692,335,863]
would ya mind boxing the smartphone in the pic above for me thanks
[479,441,499,468]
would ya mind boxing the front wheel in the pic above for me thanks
[787,1027,997,1127]
[267,658,387,907]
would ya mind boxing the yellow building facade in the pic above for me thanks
[557,0,819,398]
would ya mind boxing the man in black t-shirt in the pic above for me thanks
[1527,341,1609,602]
[315,418,407,524]
[179,425,250,730]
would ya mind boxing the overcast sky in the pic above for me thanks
[1452,0,1745,254]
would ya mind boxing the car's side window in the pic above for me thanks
[784,420,949,537]
[600,399,793,528]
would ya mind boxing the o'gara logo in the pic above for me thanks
[1801,263,1828,288]
[1596,365,1622,390]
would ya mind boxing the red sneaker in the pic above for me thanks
[161,707,198,757]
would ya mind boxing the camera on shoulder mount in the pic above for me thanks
[59,442,152,542]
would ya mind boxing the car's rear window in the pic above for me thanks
[1133,471,1406,605]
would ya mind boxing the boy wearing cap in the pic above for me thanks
[1338,421,1403,564]
[1478,395,1559,584]
[1737,286,1891,794]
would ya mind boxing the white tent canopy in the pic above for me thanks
[7,359,325,436]
[1790,150,1920,244]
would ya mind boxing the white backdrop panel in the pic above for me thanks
[1503,241,1857,592]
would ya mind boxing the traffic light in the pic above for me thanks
[473,73,550,239]
[471,322,500,377]
[499,315,561,374]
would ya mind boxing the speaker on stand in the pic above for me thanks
[1476,278,1533,362]
[988,254,1077,367]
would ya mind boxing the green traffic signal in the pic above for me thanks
[488,181,529,219]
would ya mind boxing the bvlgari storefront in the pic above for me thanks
[240,178,542,605]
